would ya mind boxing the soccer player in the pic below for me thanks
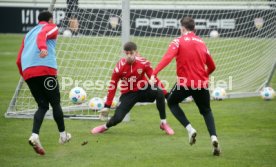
[16,11,71,155]
[91,42,174,135]
[150,17,221,156]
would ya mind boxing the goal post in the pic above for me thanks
[121,0,131,122]
[6,0,276,119]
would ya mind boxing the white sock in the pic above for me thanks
[60,131,67,138]
[104,124,108,129]
[185,124,194,133]
[31,133,39,138]
[211,135,218,142]
[160,119,167,124]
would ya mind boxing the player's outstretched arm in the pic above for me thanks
[152,39,179,76]
[144,60,168,95]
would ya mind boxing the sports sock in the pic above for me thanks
[160,119,167,124]
[31,133,39,138]
[211,135,218,142]
[60,131,67,138]
[185,124,194,133]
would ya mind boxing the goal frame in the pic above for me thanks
[5,0,276,119]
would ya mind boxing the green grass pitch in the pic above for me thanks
[0,34,276,167]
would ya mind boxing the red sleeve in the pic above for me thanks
[36,24,58,50]
[105,65,120,107]
[16,37,25,76]
[206,49,216,75]
[152,38,179,76]
[144,61,168,95]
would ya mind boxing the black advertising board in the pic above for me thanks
[1,7,275,37]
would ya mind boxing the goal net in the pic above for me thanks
[6,0,276,119]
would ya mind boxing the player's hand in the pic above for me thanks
[99,107,109,113]
[149,75,157,85]
[99,107,109,121]
[39,49,48,58]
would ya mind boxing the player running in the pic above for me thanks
[150,17,221,156]
[16,11,71,155]
[91,42,174,135]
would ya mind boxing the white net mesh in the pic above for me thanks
[7,0,276,118]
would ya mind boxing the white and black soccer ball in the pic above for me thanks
[63,29,72,37]
[69,87,87,104]
[89,97,104,111]
[212,87,227,100]
[210,30,219,38]
[260,87,275,100]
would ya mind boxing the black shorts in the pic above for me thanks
[116,86,163,114]
[26,75,61,109]
[167,83,211,115]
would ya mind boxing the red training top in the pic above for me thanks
[153,32,216,89]
[105,55,167,106]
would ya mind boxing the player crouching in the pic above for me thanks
[91,42,174,135]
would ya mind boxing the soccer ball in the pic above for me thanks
[63,29,72,37]
[69,87,87,104]
[210,30,219,38]
[88,97,104,111]
[260,87,275,100]
[182,96,193,103]
[212,87,227,100]
[103,96,118,109]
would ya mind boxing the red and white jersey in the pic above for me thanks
[105,56,167,107]
[153,32,216,88]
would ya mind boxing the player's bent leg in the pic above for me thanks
[167,100,190,128]
[201,110,217,137]
[52,104,66,133]
[106,110,130,128]
[32,107,48,133]
[28,134,45,155]
[168,86,197,141]
[193,89,220,153]
[27,78,50,134]
[154,88,166,119]
[167,85,191,127]
[92,93,137,134]
[193,89,217,137]
[45,77,67,133]
[154,88,175,135]
[26,77,49,155]
[139,87,175,135]
[107,93,136,127]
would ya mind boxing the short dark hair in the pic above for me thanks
[123,42,137,51]
[180,17,195,31]
[38,11,53,22]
